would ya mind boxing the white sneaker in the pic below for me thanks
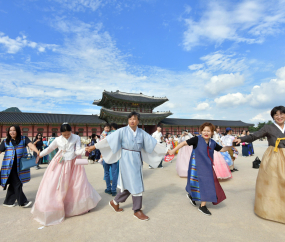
[3,203,16,207]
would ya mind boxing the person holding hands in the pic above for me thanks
[168,122,233,216]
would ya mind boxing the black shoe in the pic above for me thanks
[233,168,239,171]
[20,201,32,208]
[112,192,117,196]
[198,205,212,216]
[230,169,235,172]
[186,194,196,206]
[105,189,112,195]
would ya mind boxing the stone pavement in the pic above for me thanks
[0,141,285,242]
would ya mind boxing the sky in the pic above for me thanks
[0,0,285,124]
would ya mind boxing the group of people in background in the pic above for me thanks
[1,106,284,226]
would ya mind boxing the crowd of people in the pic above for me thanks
[0,105,284,226]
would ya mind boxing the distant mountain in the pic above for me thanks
[2,107,22,112]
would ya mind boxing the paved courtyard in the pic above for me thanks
[1,141,285,242]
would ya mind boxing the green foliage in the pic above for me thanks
[249,120,273,132]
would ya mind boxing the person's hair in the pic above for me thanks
[91,134,96,139]
[104,123,111,129]
[75,132,79,135]
[96,135,100,138]
[157,124,162,128]
[199,122,215,134]
[110,123,118,130]
[246,130,250,135]
[215,126,220,131]
[127,111,140,121]
[60,122,72,132]
[35,133,43,140]
[270,106,285,119]
[6,125,22,145]
[52,132,56,137]
[165,133,171,139]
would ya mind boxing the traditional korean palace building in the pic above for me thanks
[0,90,253,140]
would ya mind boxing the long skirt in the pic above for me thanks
[176,145,193,177]
[242,145,249,156]
[254,146,285,224]
[213,151,232,179]
[31,155,101,226]
[220,151,233,166]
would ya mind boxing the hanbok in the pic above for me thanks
[96,126,167,195]
[212,132,232,179]
[48,137,58,162]
[42,141,49,164]
[31,134,101,226]
[186,136,226,204]
[176,134,193,177]
[240,123,285,224]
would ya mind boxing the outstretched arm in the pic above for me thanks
[168,141,187,155]
[220,146,233,152]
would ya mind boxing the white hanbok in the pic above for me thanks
[96,126,167,195]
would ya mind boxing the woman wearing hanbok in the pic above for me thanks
[169,123,233,216]
[42,138,49,164]
[31,123,101,226]
[212,131,232,180]
[176,131,193,177]
[48,133,58,162]
[235,106,285,224]
[241,130,249,157]
[246,131,254,155]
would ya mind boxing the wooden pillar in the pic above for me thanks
[74,125,76,134]
[170,126,173,134]
[142,124,144,130]
[86,124,88,137]
[47,124,49,138]
[32,125,34,140]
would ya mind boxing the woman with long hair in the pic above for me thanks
[241,130,249,157]
[33,133,43,169]
[0,125,39,208]
[31,123,101,226]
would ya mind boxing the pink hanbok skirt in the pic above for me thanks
[176,145,193,177]
[31,155,101,226]
[213,151,232,180]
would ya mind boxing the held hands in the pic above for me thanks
[85,146,95,153]
[234,138,241,145]
[168,149,175,156]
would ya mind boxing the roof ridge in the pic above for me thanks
[105,90,168,100]
[1,112,100,116]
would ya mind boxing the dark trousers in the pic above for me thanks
[103,161,118,192]
[4,157,27,206]
[114,189,142,212]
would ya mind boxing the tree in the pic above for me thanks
[249,120,273,132]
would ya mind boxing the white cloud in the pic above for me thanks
[214,92,249,107]
[205,73,245,95]
[250,110,271,122]
[0,32,57,54]
[195,102,210,110]
[214,66,285,108]
[192,114,214,120]
[183,0,285,50]
[200,52,246,72]
[53,0,103,11]
[188,63,204,70]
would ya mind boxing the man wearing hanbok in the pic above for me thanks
[87,112,167,221]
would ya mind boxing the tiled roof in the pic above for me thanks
[100,107,172,119]
[0,112,105,125]
[93,90,168,105]
[161,118,254,127]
